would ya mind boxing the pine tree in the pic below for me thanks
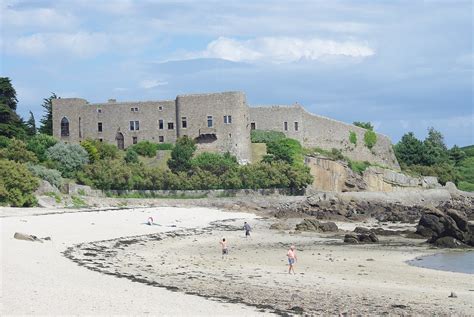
[0,77,27,138]
[26,111,37,136]
[39,93,57,135]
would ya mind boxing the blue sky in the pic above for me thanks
[2,0,473,147]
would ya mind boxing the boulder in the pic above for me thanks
[344,234,359,244]
[319,222,338,232]
[269,222,290,230]
[343,232,379,244]
[433,237,465,248]
[295,219,338,232]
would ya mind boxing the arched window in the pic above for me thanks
[61,117,69,137]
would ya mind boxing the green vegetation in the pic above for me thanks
[38,93,58,135]
[167,136,196,173]
[353,121,374,130]
[364,130,377,149]
[0,159,39,206]
[45,191,62,203]
[265,138,303,165]
[26,134,58,161]
[304,147,345,161]
[105,191,208,199]
[0,139,38,163]
[124,148,139,163]
[394,127,473,189]
[27,164,63,188]
[71,195,88,208]
[250,130,286,143]
[156,143,174,150]
[349,131,357,145]
[46,143,89,178]
[0,77,28,139]
[348,160,371,174]
[80,139,100,162]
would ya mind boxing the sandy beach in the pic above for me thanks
[2,206,474,315]
[0,207,267,315]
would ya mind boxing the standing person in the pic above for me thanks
[220,238,228,259]
[243,222,251,238]
[287,245,297,274]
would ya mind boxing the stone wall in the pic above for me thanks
[250,105,400,170]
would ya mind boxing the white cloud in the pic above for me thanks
[139,79,168,89]
[3,7,78,30]
[190,37,375,63]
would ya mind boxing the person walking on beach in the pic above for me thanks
[287,245,297,274]
[243,222,251,238]
[220,238,228,259]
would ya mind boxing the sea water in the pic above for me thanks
[409,251,474,274]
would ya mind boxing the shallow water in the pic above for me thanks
[409,251,474,274]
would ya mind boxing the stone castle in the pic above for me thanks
[52,91,400,169]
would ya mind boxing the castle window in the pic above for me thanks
[60,117,69,137]
[97,108,102,113]
[207,116,213,128]
[251,122,256,130]
[98,122,103,132]
[159,136,164,143]
[284,122,288,131]
[158,119,164,130]
[129,120,139,131]
[158,106,163,111]
[99,138,103,142]
[168,122,174,130]
[294,122,299,131]
[224,115,232,124]
[131,107,139,112]
[182,117,187,128]
[132,136,138,144]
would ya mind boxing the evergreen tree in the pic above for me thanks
[0,77,27,138]
[167,136,196,173]
[393,132,424,166]
[26,111,37,136]
[39,93,57,135]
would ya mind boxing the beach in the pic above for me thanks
[2,206,473,315]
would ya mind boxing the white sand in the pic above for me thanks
[0,207,268,315]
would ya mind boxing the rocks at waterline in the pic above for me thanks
[295,218,338,232]
[415,208,474,248]
[343,232,379,244]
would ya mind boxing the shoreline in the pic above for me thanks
[64,216,474,315]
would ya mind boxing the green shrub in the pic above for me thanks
[458,181,474,192]
[0,159,39,206]
[305,147,346,161]
[250,130,286,143]
[130,141,158,157]
[156,143,174,150]
[46,143,89,178]
[266,138,303,165]
[353,121,374,130]
[349,131,357,145]
[26,134,57,161]
[71,195,87,208]
[124,148,139,163]
[349,160,371,174]
[407,163,460,185]
[168,136,196,173]
[27,164,63,188]
[364,130,377,149]
[191,152,238,176]
[0,135,11,148]
[0,139,38,163]
[80,139,100,162]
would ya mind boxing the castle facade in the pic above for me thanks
[52,91,400,169]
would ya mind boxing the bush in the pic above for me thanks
[27,164,63,188]
[0,135,11,148]
[458,181,474,192]
[168,136,196,173]
[364,130,377,149]
[348,160,371,174]
[0,139,38,163]
[349,131,357,145]
[80,139,100,162]
[156,143,174,150]
[191,152,238,176]
[251,130,286,143]
[0,159,39,206]
[124,148,139,163]
[130,141,158,157]
[266,138,303,165]
[353,121,374,130]
[407,163,460,185]
[46,143,89,178]
[26,134,57,161]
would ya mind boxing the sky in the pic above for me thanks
[1,0,473,147]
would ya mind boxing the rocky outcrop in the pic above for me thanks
[344,232,379,244]
[295,219,338,232]
[415,208,473,248]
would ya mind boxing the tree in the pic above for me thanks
[425,127,447,151]
[39,93,58,135]
[0,77,27,139]
[449,145,466,166]
[0,139,38,163]
[265,138,303,165]
[421,128,449,166]
[394,132,424,166]
[26,111,37,136]
[0,159,39,206]
[353,121,374,130]
[167,136,196,173]
[26,134,58,162]
[46,143,89,177]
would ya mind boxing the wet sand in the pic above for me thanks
[65,217,474,315]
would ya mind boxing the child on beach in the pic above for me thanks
[287,245,297,274]
[220,238,228,259]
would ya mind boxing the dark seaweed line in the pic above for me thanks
[61,219,293,316]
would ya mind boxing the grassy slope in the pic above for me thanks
[458,145,474,191]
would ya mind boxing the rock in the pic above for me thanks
[354,227,371,234]
[269,222,290,230]
[13,232,43,243]
[433,236,465,248]
[446,209,469,231]
[369,232,379,242]
[295,219,338,232]
[344,234,359,244]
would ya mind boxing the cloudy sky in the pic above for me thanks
[2,0,473,146]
